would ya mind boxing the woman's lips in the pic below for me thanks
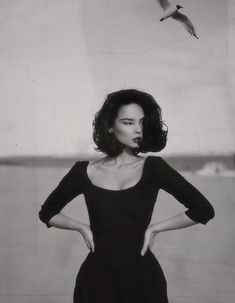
[133,137,142,144]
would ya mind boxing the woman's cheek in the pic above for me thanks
[116,125,128,136]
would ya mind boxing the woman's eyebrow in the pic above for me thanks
[119,117,145,121]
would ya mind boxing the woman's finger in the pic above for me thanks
[149,234,154,249]
[85,239,90,250]
[86,236,94,252]
[85,238,91,251]
[141,239,149,256]
[87,232,94,252]
[149,231,157,249]
[81,228,94,251]
[91,241,95,252]
[141,232,150,256]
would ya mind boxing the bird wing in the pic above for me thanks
[157,0,171,11]
[171,11,199,38]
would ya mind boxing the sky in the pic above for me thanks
[0,0,234,156]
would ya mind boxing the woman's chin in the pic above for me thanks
[129,143,139,149]
[119,141,140,153]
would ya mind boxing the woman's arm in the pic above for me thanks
[38,162,94,252]
[150,211,197,234]
[39,161,84,228]
[47,212,87,231]
[155,157,215,225]
[48,213,95,252]
[141,157,215,256]
[141,212,196,255]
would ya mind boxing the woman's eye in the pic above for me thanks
[123,122,133,125]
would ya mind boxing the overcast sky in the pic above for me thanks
[0,0,234,156]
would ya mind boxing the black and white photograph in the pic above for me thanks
[0,1,234,303]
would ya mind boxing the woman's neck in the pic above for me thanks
[105,149,141,166]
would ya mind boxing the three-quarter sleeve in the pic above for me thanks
[39,161,85,228]
[154,157,215,224]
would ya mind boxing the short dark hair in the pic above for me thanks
[92,89,168,157]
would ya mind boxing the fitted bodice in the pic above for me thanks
[83,157,158,256]
[39,155,214,258]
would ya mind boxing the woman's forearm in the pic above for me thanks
[150,212,198,234]
[48,213,87,232]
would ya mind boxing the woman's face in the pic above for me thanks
[111,103,145,150]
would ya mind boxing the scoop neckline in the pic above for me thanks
[84,156,150,192]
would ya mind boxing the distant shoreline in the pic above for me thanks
[0,154,234,171]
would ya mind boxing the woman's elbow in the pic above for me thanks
[38,208,53,228]
[201,204,215,224]
[207,204,215,221]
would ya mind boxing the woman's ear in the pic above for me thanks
[108,128,113,133]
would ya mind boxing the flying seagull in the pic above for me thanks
[157,0,199,39]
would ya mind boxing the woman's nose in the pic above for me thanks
[134,124,142,133]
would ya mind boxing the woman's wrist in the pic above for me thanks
[149,223,162,235]
[75,222,90,233]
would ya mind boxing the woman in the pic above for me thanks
[39,89,215,303]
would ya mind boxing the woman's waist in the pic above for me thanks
[92,233,144,254]
[90,224,148,253]
[94,242,141,254]
[91,224,146,238]
[86,247,155,268]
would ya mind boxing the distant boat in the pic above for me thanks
[196,162,235,177]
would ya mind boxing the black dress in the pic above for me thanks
[39,156,215,303]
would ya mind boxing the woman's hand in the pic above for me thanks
[141,225,157,256]
[79,223,95,253]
